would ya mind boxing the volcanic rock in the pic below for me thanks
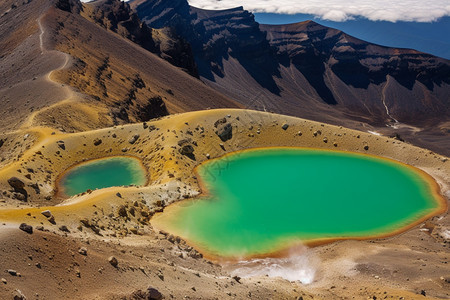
[19,223,33,234]
[108,256,118,267]
[7,177,28,201]
[215,122,232,142]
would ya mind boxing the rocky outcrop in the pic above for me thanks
[136,96,169,121]
[133,1,450,127]
[90,0,198,76]
[132,0,193,38]
[214,118,232,141]
[108,256,118,267]
[129,286,163,300]
[7,177,28,201]
[89,0,157,53]
[261,21,450,105]
[56,0,83,13]
[190,7,280,93]
[133,1,279,92]
[178,138,195,160]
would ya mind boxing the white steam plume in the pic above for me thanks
[225,245,317,284]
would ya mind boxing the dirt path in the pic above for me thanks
[19,17,77,129]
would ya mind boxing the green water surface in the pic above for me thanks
[60,157,147,197]
[156,148,441,258]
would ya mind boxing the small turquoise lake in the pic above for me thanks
[59,157,147,197]
[153,148,444,259]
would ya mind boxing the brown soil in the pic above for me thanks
[0,109,448,299]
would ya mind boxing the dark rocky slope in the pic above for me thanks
[132,0,450,125]
[88,0,198,76]
[131,0,450,155]
[261,21,450,124]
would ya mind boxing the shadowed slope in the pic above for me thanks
[132,0,450,155]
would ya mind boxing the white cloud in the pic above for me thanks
[187,0,450,22]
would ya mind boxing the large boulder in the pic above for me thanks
[178,138,195,160]
[8,177,25,190]
[179,145,194,156]
[129,134,140,144]
[7,177,28,201]
[19,223,33,234]
[215,123,232,142]
[147,287,163,300]
[130,287,163,300]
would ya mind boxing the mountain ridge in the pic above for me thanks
[131,0,450,155]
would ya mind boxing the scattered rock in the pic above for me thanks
[29,183,40,194]
[132,287,163,300]
[56,140,65,150]
[188,250,203,259]
[13,289,26,300]
[7,269,17,276]
[129,134,140,144]
[146,287,163,300]
[1,278,6,284]
[47,215,56,224]
[232,275,241,283]
[323,137,328,143]
[281,123,289,130]
[215,122,232,142]
[0,139,4,148]
[59,225,70,233]
[178,139,196,159]
[13,193,26,201]
[41,210,52,218]
[116,192,122,198]
[93,138,102,146]
[117,205,128,217]
[108,256,118,267]
[157,271,164,281]
[19,223,33,234]
[364,145,369,151]
[179,144,194,156]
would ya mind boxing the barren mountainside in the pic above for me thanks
[131,0,450,155]
[0,0,239,133]
[0,0,450,299]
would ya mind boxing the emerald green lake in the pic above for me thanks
[153,148,442,258]
[59,157,147,197]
